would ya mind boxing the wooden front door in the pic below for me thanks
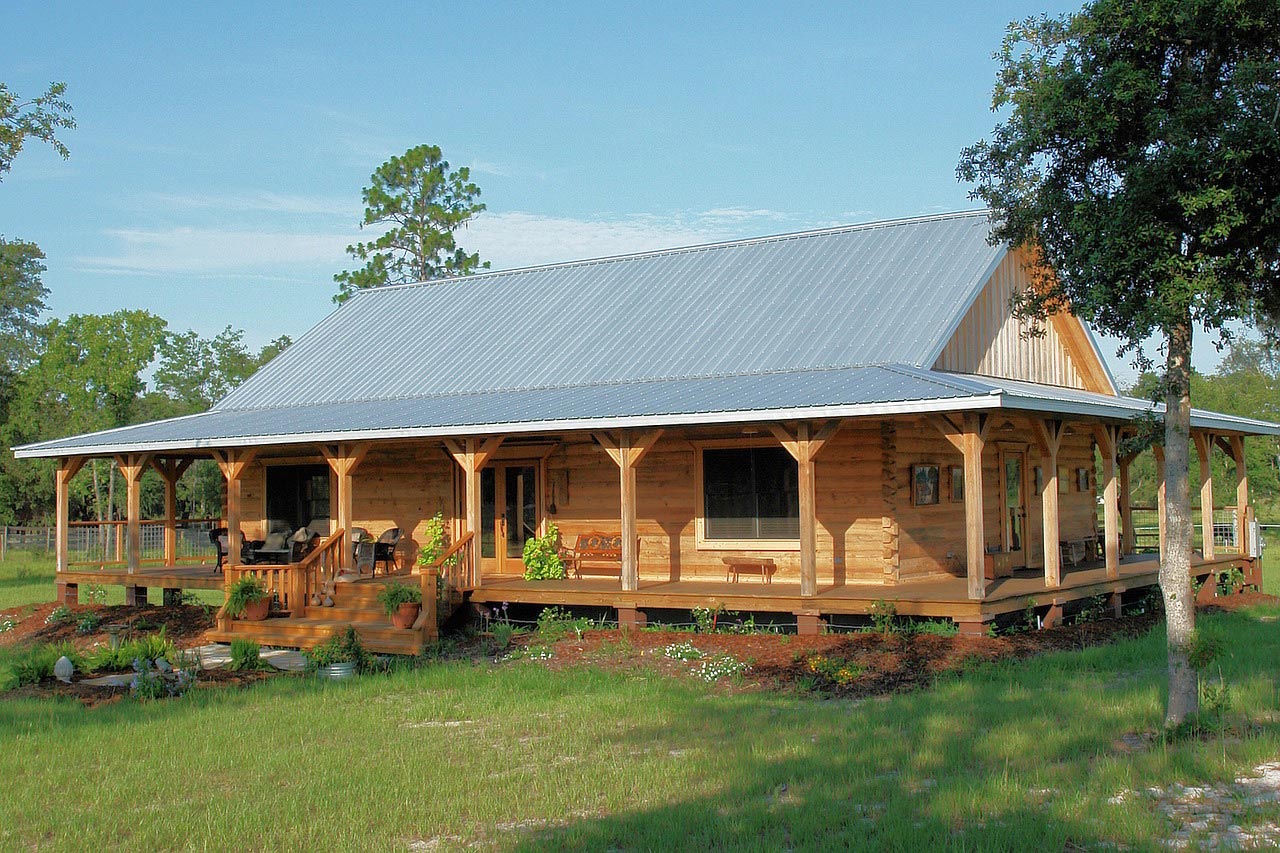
[480,464,540,575]
[1000,448,1029,569]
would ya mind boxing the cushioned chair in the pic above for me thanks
[210,527,257,571]
[373,527,402,576]
[351,527,374,574]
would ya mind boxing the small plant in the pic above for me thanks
[491,621,521,651]
[0,615,16,633]
[1023,597,1039,632]
[691,604,725,634]
[663,640,703,661]
[88,629,177,673]
[228,639,271,672]
[904,618,958,637]
[805,654,864,687]
[1186,629,1224,673]
[521,523,565,580]
[76,612,102,635]
[692,653,746,682]
[5,640,85,688]
[83,584,108,604]
[224,576,269,618]
[130,655,195,701]
[1217,566,1245,597]
[870,600,897,635]
[44,604,73,625]
[535,606,590,642]
[415,512,452,569]
[308,626,370,672]
[376,581,422,616]
[1074,593,1110,624]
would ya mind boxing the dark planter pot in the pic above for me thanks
[238,598,270,621]
[391,601,421,629]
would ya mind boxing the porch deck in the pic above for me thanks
[58,562,226,591]
[471,552,1252,625]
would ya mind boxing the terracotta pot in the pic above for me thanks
[239,598,270,621]
[391,601,421,630]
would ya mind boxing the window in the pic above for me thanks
[702,447,799,540]
[912,464,941,506]
[266,465,330,533]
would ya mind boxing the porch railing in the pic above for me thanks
[297,528,346,609]
[415,531,473,634]
[64,518,219,568]
[1119,506,1245,555]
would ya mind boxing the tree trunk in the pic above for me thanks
[1162,316,1198,725]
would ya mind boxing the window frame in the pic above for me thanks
[693,439,801,551]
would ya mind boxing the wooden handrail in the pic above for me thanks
[427,530,473,571]
[298,528,345,569]
[413,531,474,639]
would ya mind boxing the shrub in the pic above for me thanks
[491,622,521,651]
[44,604,73,626]
[88,629,177,673]
[130,655,195,701]
[225,576,269,618]
[691,604,726,634]
[1,615,17,633]
[663,641,703,661]
[535,605,590,642]
[76,612,102,634]
[376,581,422,616]
[805,654,865,687]
[522,524,565,580]
[308,626,370,672]
[228,639,270,672]
[83,584,108,604]
[5,641,84,688]
[870,600,897,635]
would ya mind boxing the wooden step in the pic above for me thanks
[209,617,425,655]
[304,605,387,621]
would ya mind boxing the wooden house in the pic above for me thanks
[16,211,1275,652]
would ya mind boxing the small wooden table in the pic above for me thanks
[723,557,776,584]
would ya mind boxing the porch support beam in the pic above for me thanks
[1093,426,1120,579]
[1193,432,1215,560]
[1230,435,1249,555]
[320,442,372,570]
[1031,419,1066,589]
[594,429,664,593]
[150,458,192,567]
[115,453,152,574]
[1153,445,1167,558]
[213,449,258,571]
[1119,450,1137,556]
[54,456,85,575]
[770,420,843,599]
[961,413,989,601]
[444,437,504,588]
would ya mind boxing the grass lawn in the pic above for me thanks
[0,607,1277,847]
[0,552,223,610]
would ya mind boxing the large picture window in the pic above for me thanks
[702,447,799,541]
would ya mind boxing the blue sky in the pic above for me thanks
[0,1,1224,385]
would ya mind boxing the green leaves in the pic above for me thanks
[0,81,74,180]
[333,144,488,303]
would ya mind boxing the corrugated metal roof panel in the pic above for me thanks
[215,210,1004,411]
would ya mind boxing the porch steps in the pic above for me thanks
[212,617,424,655]
[209,577,427,655]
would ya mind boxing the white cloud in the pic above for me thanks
[142,191,357,218]
[76,227,351,276]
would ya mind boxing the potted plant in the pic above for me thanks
[377,581,422,629]
[225,576,270,621]
[308,626,367,680]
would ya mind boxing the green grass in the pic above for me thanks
[1,604,1279,850]
[0,553,223,610]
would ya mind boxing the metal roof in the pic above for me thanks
[215,210,1004,411]
[13,209,1278,459]
[15,366,1278,457]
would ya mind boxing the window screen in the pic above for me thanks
[703,447,799,540]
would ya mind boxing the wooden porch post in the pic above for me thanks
[150,459,192,567]
[444,437,504,588]
[320,443,371,571]
[1119,450,1137,555]
[55,457,85,575]
[1193,432,1215,560]
[768,421,843,599]
[1230,435,1249,554]
[214,449,257,571]
[595,430,665,593]
[962,413,989,600]
[1153,445,1167,559]
[1032,419,1066,589]
[1094,426,1120,579]
[116,454,151,574]
[928,413,988,600]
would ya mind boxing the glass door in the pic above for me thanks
[479,464,540,575]
[1001,449,1029,568]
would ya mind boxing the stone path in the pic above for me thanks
[1111,761,1280,849]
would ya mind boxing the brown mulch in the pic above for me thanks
[0,602,215,650]
[2,667,278,709]
[1198,589,1279,613]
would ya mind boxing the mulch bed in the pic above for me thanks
[0,601,215,650]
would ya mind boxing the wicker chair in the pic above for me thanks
[373,527,402,576]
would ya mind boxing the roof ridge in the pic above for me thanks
[347,208,993,300]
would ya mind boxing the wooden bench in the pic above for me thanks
[722,557,776,584]
[561,532,624,579]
